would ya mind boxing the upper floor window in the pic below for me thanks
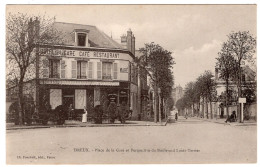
[49,59,60,78]
[102,62,112,80]
[74,29,90,47]
[77,61,87,79]
[78,33,86,47]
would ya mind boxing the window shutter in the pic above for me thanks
[71,61,77,79]
[82,61,87,78]
[60,60,66,79]
[113,63,118,80]
[97,62,102,80]
[88,62,93,79]
[42,58,49,78]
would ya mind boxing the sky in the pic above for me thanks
[6,5,257,88]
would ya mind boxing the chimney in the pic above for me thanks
[28,18,34,45]
[120,34,127,49]
[127,29,132,53]
[215,67,219,80]
[34,17,40,40]
[132,35,135,56]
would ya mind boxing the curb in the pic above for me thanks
[6,121,168,130]
[194,118,256,126]
[6,126,51,130]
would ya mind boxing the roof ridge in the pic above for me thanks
[54,21,97,28]
[96,27,124,49]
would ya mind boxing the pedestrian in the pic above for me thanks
[175,110,178,121]
[82,106,87,123]
[185,110,188,119]
[118,101,128,124]
[68,104,74,120]
[108,102,117,123]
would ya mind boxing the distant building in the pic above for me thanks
[172,85,183,106]
[211,64,257,118]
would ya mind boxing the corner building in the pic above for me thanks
[37,22,138,119]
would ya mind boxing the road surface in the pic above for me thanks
[6,116,256,164]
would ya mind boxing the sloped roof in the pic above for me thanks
[54,22,124,49]
[243,65,256,81]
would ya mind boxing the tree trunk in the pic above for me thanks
[202,97,204,118]
[197,102,200,117]
[18,82,24,125]
[225,78,229,117]
[191,103,194,117]
[206,98,209,119]
[209,100,213,119]
[158,94,161,123]
[238,65,242,122]
[154,84,158,123]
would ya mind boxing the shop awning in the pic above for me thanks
[40,80,120,86]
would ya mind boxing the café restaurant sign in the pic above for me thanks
[39,48,123,59]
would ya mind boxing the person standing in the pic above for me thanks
[118,101,128,124]
[82,106,87,123]
[175,110,178,121]
[68,104,74,120]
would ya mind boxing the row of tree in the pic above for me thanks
[176,31,256,122]
[175,70,215,118]
[137,42,175,122]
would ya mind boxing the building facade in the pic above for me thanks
[7,21,139,120]
[198,64,257,119]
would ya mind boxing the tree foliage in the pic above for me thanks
[138,42,175,99]
[6,12,63,125]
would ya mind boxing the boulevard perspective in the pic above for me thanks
[5,5,257,164]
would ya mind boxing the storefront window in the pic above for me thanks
[102,62,112,80]
[49,59,60,78]
[77,61,87,79]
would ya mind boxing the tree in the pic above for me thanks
[225,31,256,122]
[183,82,199,116]
[6,12,62,125]
[175,97,186,114]
[216,42,238,116]
[196,71,215,119]
[138,42,175,122]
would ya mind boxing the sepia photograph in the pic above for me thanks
[4,4,257,165]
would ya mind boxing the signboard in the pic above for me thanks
[120,90,127,95]
[39,48,128,60]
[238,97,246,103]
[108,94,117,102]
[120,68,129,73]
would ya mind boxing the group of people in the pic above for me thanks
[80,101,130,123]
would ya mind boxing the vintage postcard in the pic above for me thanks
[5,4,257,165]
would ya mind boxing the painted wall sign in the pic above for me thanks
[39,48,125,59]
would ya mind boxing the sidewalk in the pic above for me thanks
[6,119,168,130]
[193,117,257,126]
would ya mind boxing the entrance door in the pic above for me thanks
[63,96,74,108]
[63,96,74,119]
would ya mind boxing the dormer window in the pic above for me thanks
[78,33,86,46]
[74,29,90,47]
